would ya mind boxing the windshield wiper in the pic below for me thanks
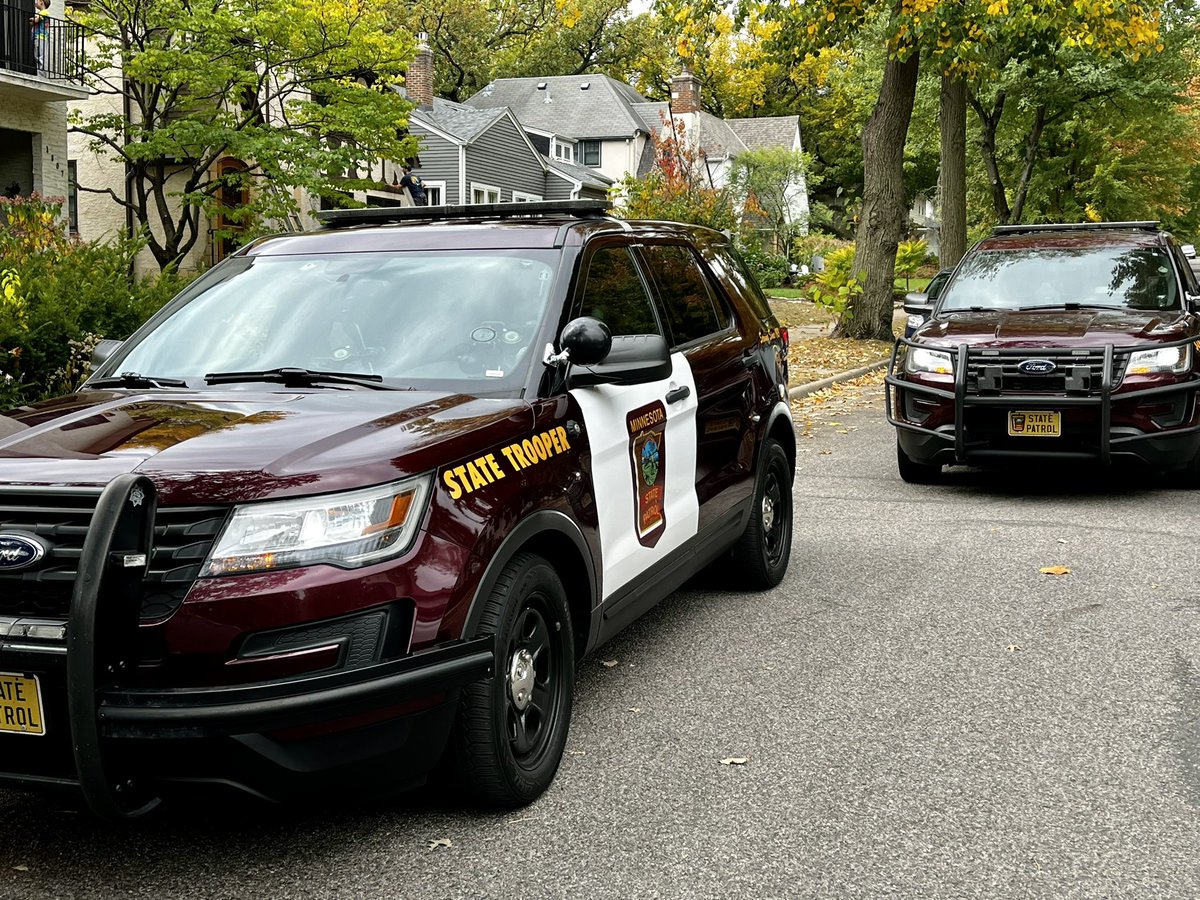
[1015,303,1125,312]
[87,372,189,389]
[204,367,394,390]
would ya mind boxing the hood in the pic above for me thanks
[918,308,1192,349]
[0,390,533,504]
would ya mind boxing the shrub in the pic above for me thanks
[894,239,928,288]
[808,245,862,315]
[0,194,193,405]
[791,232,851,270]
[737,243,790,288]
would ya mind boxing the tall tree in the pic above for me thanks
[72,0,417,271]
[759,0,1163,340]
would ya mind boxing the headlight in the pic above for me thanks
[1127,345,1190,376]
[202,475,432,576]
[904,347,954,375]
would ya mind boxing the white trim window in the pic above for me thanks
[511,191,543,203]
[471,182,501,204]
[551,138,576,163]
[423,180,446,206]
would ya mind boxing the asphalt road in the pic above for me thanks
[3,382,1200,899]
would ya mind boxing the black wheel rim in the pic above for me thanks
[761,459,791,569]
[504,597,563,769]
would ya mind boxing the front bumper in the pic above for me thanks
[0,475,492,815]
[886,338,1200,467]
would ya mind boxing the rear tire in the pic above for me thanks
[897,439,943,484]
[1179,448,1200,488]
[731,439,793,589]
[453,552,574,807]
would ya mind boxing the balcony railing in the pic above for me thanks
[0,2,83,84]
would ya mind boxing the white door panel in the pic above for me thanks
[570,352,699,600]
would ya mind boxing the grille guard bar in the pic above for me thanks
[885,335,1200,466]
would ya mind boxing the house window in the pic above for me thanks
[67,160,78,235]
[512,191,542,203]
[552,139,575,163]
[581,141,601,167]
[471,182,501,204]
[422,181,445,206]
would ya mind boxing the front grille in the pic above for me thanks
[0,489,227,621]
[966,348,1128,394]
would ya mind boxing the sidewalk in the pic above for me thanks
[781,305,904,400]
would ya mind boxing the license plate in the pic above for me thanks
[1008,410,1061,437]
[0,672,45,736]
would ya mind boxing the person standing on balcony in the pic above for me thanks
[30,0,51,73]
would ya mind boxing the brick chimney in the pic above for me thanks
[407,32,434,111]
[670,65,700,114]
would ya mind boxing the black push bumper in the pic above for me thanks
[0,475,491,817]
[885,338,1200,467]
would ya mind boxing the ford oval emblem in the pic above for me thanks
[0,533,47,571]
[1017,359,1057,375]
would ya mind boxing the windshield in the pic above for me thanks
[107,250,561,389]
[939,245,1180,313]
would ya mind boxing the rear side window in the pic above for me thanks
[642,244,728,345]
[578,246,660,336]
[712,246,774,322]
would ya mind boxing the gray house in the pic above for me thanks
[465,69,808,225]
[367,38,612,208]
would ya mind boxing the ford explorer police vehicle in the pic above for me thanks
[0,200,794,818]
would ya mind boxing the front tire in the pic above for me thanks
[453,552,574,807]
[731,438,793,589]
[897,439,943,484]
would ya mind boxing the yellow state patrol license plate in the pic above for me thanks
[0,672,45,736]
[1008,410,1061,437]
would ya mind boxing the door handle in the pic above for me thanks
[665,385,690,404]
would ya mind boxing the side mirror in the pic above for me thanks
[559,317,612,366]
[903,292,932,317]
[569,334,672,387]
[90,339,123,369]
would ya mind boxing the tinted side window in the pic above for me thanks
[579,246,660,336]
[643,244,727,345]
[714,246,774,322]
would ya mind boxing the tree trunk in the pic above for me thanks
[937,75,967,268]
[834,51,919,341]
[1010,105,1047,224]
[969,90,1011,224]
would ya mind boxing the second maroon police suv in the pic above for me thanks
[887,221,1200,484]
[0,200,794,817]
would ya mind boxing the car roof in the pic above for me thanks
[242,201,728,256]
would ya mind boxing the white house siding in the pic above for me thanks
[0,95,69,202]
[596,135,646,185]
[464,119,545,202]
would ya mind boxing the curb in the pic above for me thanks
[787,359,889,401]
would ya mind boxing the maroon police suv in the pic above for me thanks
[887,221,1200,483]
[0,201,794,817]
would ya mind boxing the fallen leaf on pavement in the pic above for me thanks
[428,838,452,850]
[1006,645,1022,652]
[720,756,750,766]
[601,659,619,668]
[12,865,28,872]
[1040,566,1072,576]
[628,707,642,713]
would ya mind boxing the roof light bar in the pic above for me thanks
[991,221,1160,236]
[316,199,613,228]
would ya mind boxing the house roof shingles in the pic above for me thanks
[465,75,651,140]
[727,117,800,152]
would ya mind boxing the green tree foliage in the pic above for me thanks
[894,239,928,289]
[71,0,419,271]
[0,196,188,405]
[730,147,814,256]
